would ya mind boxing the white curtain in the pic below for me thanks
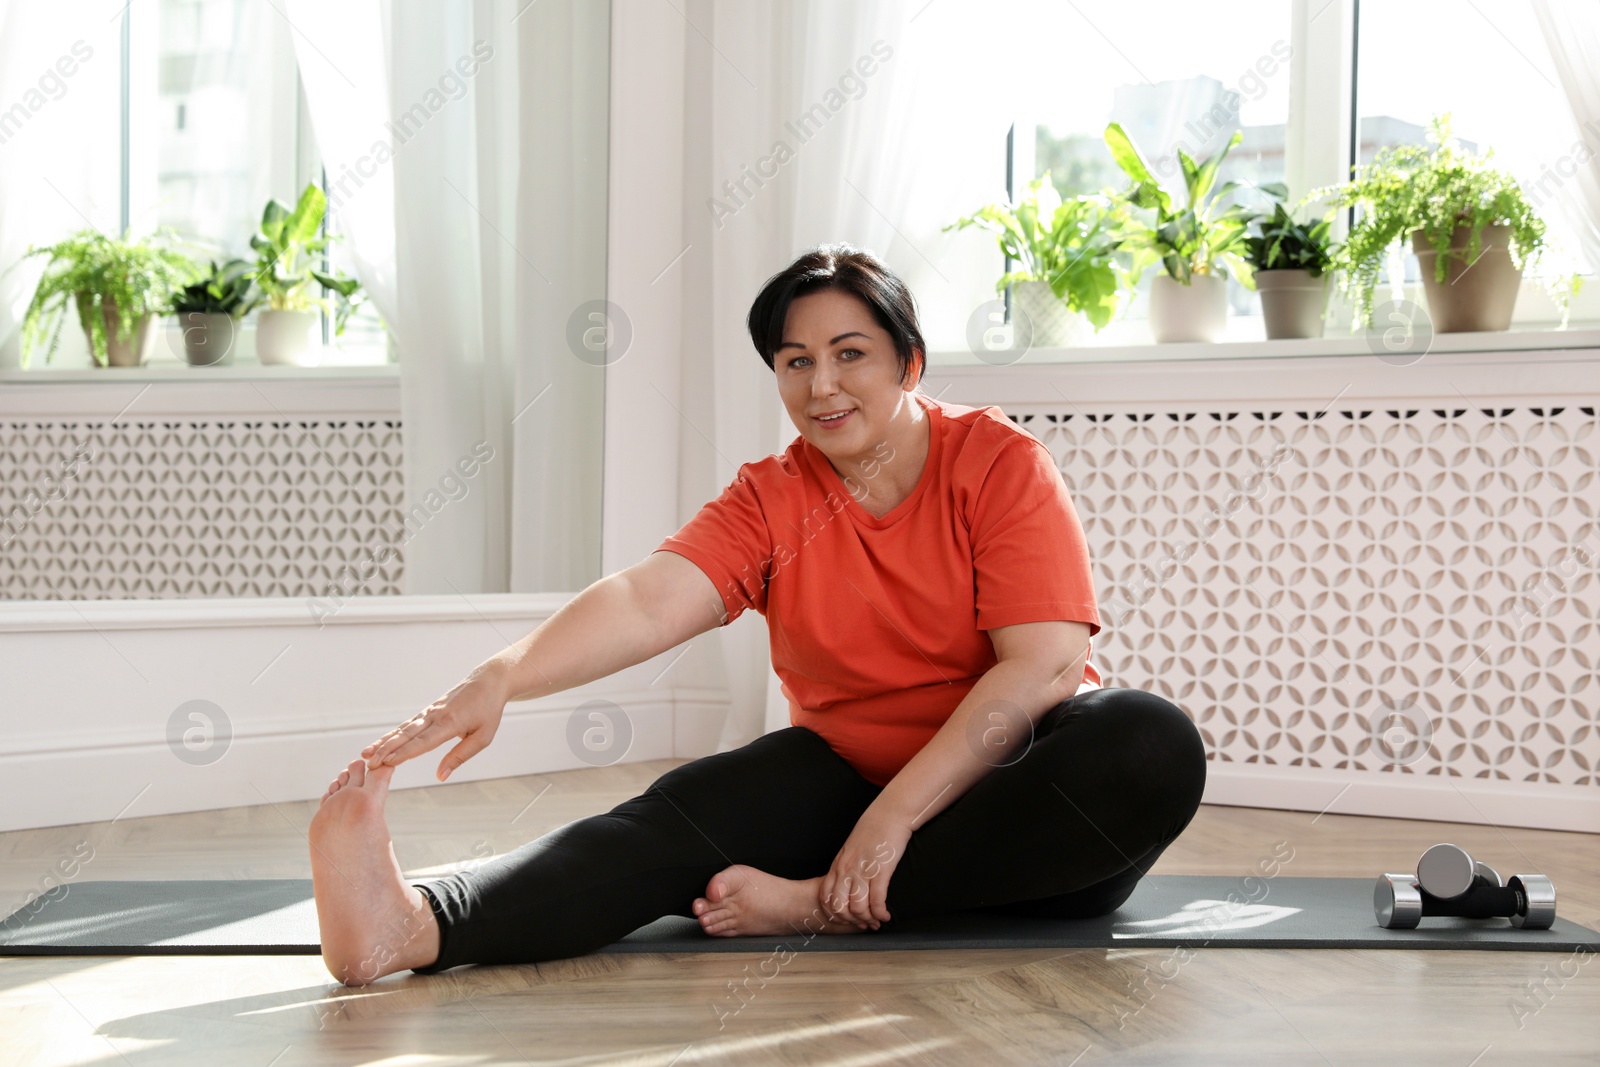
[292,0,1013,748]
[638,0,1013,750]
[1532,0,1600,274]
[292,0,605,595]
[284,0,398,333]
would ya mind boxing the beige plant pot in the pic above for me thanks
[1149,273,1228,343]
[1011,279,1092,348]
[256,309,322,366]
[80,294,157,367]
[1254,268,1329,339]
[1412,222,1523,332]
[175,312,238,367]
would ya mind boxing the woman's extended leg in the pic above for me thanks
[311,686,1205,981]
[404,724,882,974]
[877,687,1207,924]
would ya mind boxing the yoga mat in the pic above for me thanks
[3,877,1596,956]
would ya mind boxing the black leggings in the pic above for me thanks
[409,686,1207,973]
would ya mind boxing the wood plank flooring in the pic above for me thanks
[2,758,1597,1066]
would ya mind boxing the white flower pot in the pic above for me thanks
[1011,279,1091,348]
[1149,273,1229,343]
[255,309,322,366]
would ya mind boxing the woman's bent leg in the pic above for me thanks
[410,725,880,972]
[880,687,1206,924]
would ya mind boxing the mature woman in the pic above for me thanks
[308,245,1206,985]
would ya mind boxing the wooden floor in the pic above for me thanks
[2,758,1597,1067]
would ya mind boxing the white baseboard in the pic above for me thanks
[1201,759,1600,834]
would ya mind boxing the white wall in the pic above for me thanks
[0,595,725,832]
[603,0,795,750]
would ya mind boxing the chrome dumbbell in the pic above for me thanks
[1417,843,1503,899]
[1374,843,1556,930]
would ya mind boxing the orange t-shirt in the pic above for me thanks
[652,391,1102,786]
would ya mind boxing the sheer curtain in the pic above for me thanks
[283,0,398,331]
[1532,0,1600,274]
[614,0,1013,750]
[290,0,605,595]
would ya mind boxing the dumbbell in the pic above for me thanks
[1374,843,1556,930]
[1418,842,1503,899]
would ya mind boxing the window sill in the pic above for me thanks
[0,364,400,418]
[0,363,400,384]
[927,324,1600,367]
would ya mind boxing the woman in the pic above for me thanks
[308,245,1207,986]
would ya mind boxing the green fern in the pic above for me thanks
[10,228,199,367]
[1309,113,1576,328]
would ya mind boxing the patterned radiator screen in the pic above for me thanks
[1,419,405,599]
[1009,404,1599,788]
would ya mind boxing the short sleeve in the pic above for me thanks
[652,465,774,625]
[970,437,1101,636]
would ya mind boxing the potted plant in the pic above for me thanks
[945,172,1128,347]
[170,258,256,366]
[1243,201,1337,339]
[1311,113,1577,332]
[1103,123,1281,343]
[11,229,199,368]
[250,183,365,366]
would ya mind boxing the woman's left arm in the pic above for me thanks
[818,619,1093,927]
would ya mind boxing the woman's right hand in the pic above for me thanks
[362,662,511,782]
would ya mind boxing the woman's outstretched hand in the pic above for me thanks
[361,663,511,782]
[819,808,913,930]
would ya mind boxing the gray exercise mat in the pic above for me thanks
[3,877,1596,956]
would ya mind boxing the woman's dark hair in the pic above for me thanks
[747,243,927,387]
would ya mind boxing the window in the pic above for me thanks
[925,0,1597,362]
[1354,0,1598,327]
[27,0,387,368]
[1009,0,1294,345]
[140,0,297,271]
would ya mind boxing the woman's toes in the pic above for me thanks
[345,758,367,787]
[699,911,734,934]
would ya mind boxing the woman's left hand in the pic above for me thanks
[820,809,913,929]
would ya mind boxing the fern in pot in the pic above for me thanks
[1310,113,1577,333]
[1104,123,1280,343]
[946,172,1128,348]
[10,229,199,368]
[250,183,366,366]
[170,259,256,366]
[1243,202,1336,339]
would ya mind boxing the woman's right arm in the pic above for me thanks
[361,550,727,780]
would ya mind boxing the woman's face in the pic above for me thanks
[774,288,922,468]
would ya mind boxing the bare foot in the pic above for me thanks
[309,758,441,985]
[692,865,875,937]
